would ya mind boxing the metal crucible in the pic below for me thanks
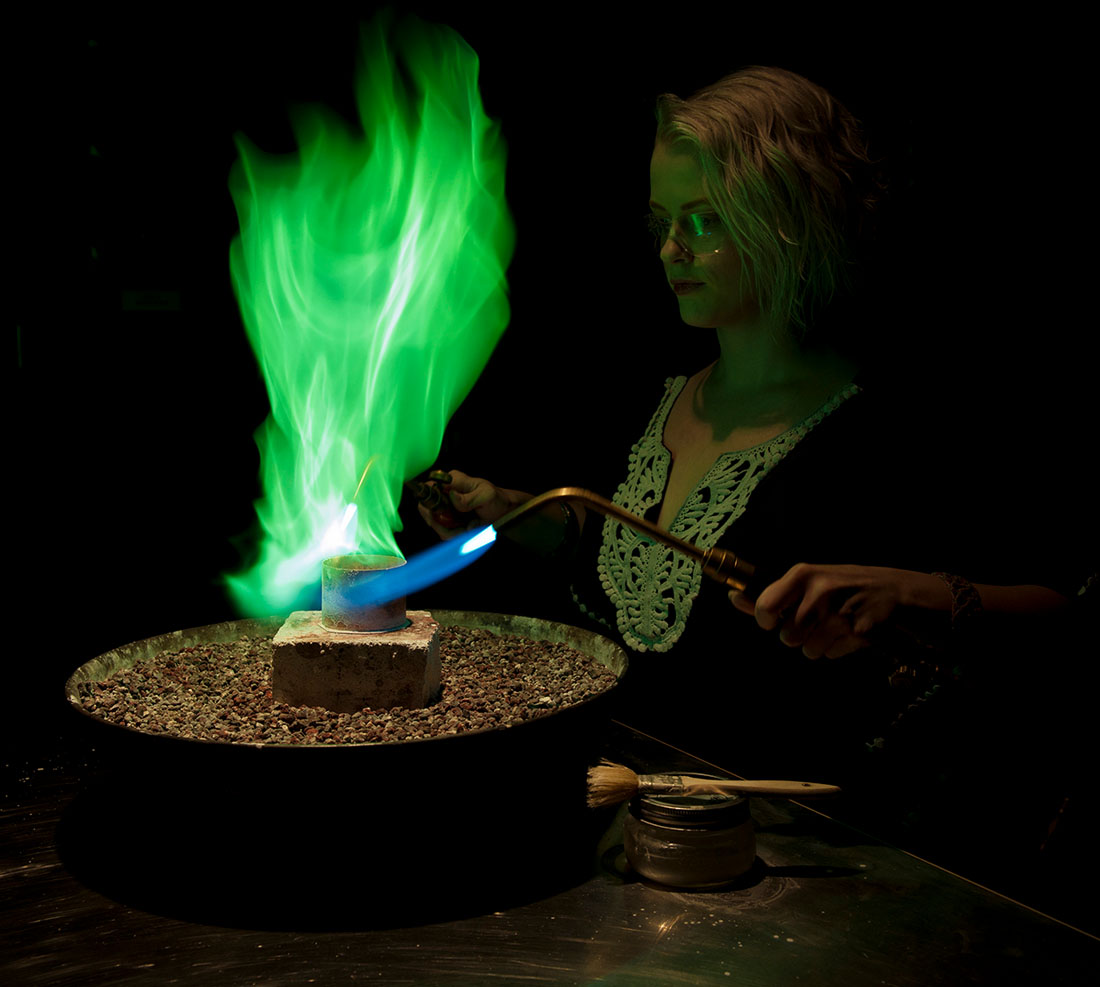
[321,553,409,632]
[271,554,440,712]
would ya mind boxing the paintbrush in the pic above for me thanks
[586,760,840,809]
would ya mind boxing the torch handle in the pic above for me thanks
[494,488,759,594]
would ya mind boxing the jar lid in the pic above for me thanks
[633,785,750,830]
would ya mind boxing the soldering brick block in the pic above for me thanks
[272,610,440,712]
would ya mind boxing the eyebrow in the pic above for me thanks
[648,198,712,212]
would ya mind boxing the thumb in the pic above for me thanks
[728,590,756,615]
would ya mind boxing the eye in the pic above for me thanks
[688,213,721,237]
[646,213,672,238]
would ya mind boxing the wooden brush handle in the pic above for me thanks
[641,775,841,799]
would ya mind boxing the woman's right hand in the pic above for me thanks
[417,470,532,540]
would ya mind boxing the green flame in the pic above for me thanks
[226,15,514,616]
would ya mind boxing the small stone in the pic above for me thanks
[79,626,618,746]
[272,610,440,713]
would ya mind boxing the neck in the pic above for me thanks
[710,322,823,394]
[695,323,855,437]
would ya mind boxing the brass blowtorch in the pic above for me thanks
[406,476,758,594]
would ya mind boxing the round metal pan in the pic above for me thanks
[65,610,627,760]
[61,611,628,928]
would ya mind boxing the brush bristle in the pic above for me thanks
[586,760,640,808]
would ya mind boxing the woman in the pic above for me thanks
[420,67,1072,781]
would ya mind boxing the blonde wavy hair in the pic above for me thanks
[656,66,880,338]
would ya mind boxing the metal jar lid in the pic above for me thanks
[632,790,750,830]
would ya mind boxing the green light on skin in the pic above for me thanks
[225,15,514,616]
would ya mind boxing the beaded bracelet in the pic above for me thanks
[931,571,984,632]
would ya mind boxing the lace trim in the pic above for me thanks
[598,377,860,652]
[571,591,614,633]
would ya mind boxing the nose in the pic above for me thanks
[659,229,691,263]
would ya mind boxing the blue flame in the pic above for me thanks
[460,525,497,554]
[346,525,498,607]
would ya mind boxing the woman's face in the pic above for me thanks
[649,142,758,331]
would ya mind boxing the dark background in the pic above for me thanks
[12,9,1093,719]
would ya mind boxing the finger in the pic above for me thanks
[463,484,501,513]
[837,591,865,616]
[851,610,881,637]
[446,483,484,513]
[754,565,810,630]
[823,634,870,659]
[447,476,503,515]
[438,470,478,506]
[792,574,873,644]
[440,469,473,490]
[841,593,895,637]
[417,501,462,540]
[728,590,756,616]
[800,615,856,660]
[776,580,834,647]
[792,577,838,629]
[777,616,808,649]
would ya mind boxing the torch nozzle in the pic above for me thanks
[494,488,758,595]
[405,471,464,530]
[405,479,448,513]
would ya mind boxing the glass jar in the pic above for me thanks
[623,785,756,889]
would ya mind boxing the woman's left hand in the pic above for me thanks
[729,564,950,659]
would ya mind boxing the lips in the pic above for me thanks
[670,280,704,295]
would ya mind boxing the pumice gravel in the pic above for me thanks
[77,625,619,746]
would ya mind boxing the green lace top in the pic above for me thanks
[588,376,861,652]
